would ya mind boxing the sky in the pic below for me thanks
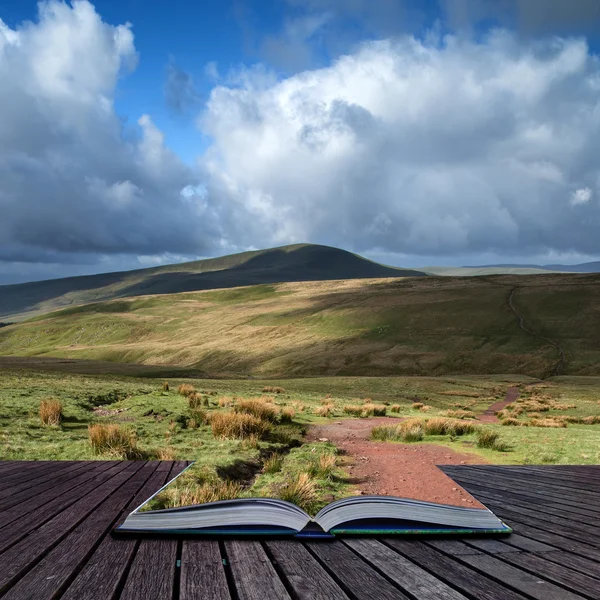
[1,0,600,284]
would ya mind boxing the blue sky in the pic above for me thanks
[1,0,600,283]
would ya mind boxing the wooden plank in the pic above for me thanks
[457,551,587,600]
[496,550,600,598]
[0,461,68,489]
[180,541,231,600]
[119,539,178,600]
[344,538,468,600]
[265,540,349,600]
[449,469,600,510]
[531,550,600,581]
[307,540,411,600]
[0,461,126,553]
[494,534,557,553]
[0,461,147,595]
[119,462,183,600]
[225,540,292,600]
[446,473,600,518]
[470,466,600,491]
[0,461,90,503]
[0,461,116,529]
[454,480,600,521]
[386,539,530,600]
[0,461,156,600]
[61,462,185,600]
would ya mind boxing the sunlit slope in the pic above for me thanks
[0,244,425,322]
[1,273,598,377]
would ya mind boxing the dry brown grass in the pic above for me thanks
[390,404,402,413]
[582,415,600,425]
[162,381,170,392]
[343,405,363,416]
[178,383,196,397]
[156,446,177,460]
[361,403,387,417]
[39,398,63,426]
[371,419,425,443]
[500,418,523,426]
[187,392,205,409]
[276,473,317,512]
[234,397,280,422]
[218,396,233,407]
[529,418,568,428]
[443,409,475,420]
[210,411,271,440]
[412,402,424,410]
[262,453,284,474]
[309,452,337,478]
[315,404,334,417]
[262,386,286,394]
[162,480,244,507]
[189,407,207,425]
[280,407,296,423]
[88,424,138,458]
[419,405,432,412]
[423,417,478,436]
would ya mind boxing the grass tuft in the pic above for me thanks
[162,381,170,392]
[210,411,271,440]
[234,397,280,422]
[88,424,138,458]
[40,398,63,426]
[262,453,284,474]
[178,383,196,397]
[276,473,318,512]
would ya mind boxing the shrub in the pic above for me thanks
[412,402,424,410]
[280,407,296,423]
[162,381,170,392]
[262,453,284,474]
[40,398,63,426]
[187,392,204,409]
[210,411,271,440]
[88,424,138,458]
[235,397,280,422]
[262,386,285,394]
[390,404,402,413]
[277,473,317,512]
[178,384,196,397]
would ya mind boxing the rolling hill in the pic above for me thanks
[1,273,599,378]
[425,261,600,276]
[0,244,426,322]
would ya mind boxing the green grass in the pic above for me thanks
[3,273,600,378]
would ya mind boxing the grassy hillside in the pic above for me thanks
[0,244,425,322]
[1,273,599,378]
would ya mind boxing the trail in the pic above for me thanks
[307,418,487,508]
[478,386,519,423]
[508,287,566,377]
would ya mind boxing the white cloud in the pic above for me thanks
[200,31,600,256]
[570,187,593,206]
[0,0,217,266]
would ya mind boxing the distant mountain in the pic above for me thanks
[0,244,426,321]
[424,261,600,276]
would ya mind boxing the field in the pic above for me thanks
[2,366,599,512]
[2,273,600,379]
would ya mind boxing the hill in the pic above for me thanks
[426,261,600,276]
[1,273,599,378]
[0,244,425,322]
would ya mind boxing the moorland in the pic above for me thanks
[1,244,599,512]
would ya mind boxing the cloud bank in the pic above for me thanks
[201,30,600,256]
[1,0,600,284]
[0,0,217,270]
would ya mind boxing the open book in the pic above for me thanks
[115,469,512,538]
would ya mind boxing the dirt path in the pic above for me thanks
[478,386,520,423]
[508,287,566,376]
[307,418,487,508]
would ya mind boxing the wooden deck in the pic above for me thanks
[0,462,598,599]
